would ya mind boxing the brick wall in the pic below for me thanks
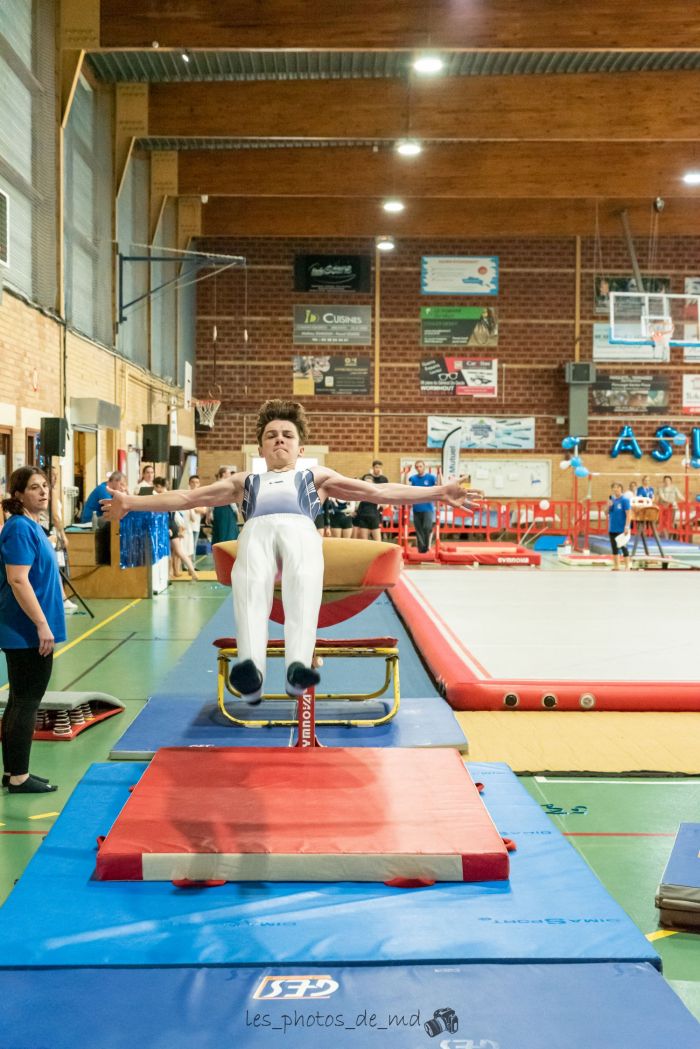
[194,234,700,493]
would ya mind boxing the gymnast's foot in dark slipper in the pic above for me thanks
[229,659,264,705]
[7,774,57,794]
[286,661,321,697]
[3,772,50,788]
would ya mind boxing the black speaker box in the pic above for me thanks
[40,417,67,458]
[168,444,183,466]
[142,424,169,462]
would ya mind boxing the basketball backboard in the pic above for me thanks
[609,291,700,347]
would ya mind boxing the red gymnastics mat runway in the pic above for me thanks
[392,568,700,711]
[95,747,509,883]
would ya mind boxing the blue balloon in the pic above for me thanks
[562,436,576,450]
[692,428,700,460]
[574,466,589,478]
[610,425,643,460]
[570,456,582,467]
[691,458,700,470]
[673,433,687,446]
[652,425,678,463]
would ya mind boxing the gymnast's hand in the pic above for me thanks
[442,478,484,510]
[100,488,129,521]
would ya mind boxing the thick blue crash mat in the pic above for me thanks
[0,762,659,969]
[0,963,698,1049]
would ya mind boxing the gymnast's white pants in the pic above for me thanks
[231,514,323,682]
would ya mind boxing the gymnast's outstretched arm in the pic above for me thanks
[100,472,248,521]
[314,468,481,510]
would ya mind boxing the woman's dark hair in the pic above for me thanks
[256,399,309,444]
[2,466,48,517]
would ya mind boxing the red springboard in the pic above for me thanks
[95,747,509,883]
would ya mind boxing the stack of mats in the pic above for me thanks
[0,761,699,1046]
[656,822,700,930]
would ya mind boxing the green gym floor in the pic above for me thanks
[0,564,698,1021]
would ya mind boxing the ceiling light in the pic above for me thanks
[683,171,700,185]
[376,236,395,252]
[396,140,422,157]
[181,51,190,63]
[382,199,405,213]
[413,55,444,75]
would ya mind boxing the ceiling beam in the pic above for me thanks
[177,142,698,200]
[100,0,700,50]
[149,73,700,143]
[201,196,700,238]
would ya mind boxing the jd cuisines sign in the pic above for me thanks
[293,305,371,345]
[294,255,371,292]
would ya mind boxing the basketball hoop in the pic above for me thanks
[193,399,221,430]
[650,320,674,359]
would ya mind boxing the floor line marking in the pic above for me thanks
[27,812,59,821]
[55,600,142,658]
[61,632,137,691]
[0,599,142,692]
[534,776,700,785]
[563,832,675,837]
[0,830,48,836]
[647,929,678,942]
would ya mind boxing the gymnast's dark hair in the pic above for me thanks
[256,399,309,444]
[2,466,48,517]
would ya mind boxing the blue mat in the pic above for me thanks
[1,962,698,1048]
[111,693,465,757]
[111,592,466,755]
[587,535,700,561]
[0,761,659,969]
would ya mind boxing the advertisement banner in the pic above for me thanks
[592,322,668,363]
[421,256,499,296]
[590,373,669,414]
[293,305,371,345]
[682,374,700,414]
[420,306,498,347]
[683,278,700,360]
[292,355,371,396]
[420,356,498,397]
[593,275,671,315]
[294,255,371,292]
[427,415,535,450]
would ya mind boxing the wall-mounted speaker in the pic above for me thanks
[142,424,169,462]
[40,417,67,458]
[168,444,183,466]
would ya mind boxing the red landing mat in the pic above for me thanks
[95,747,509,883]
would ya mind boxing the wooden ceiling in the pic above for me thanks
[83,1,700,237]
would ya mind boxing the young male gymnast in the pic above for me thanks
[102,399,480,703]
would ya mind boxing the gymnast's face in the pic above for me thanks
[260,418,303,471]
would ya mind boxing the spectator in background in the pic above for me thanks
[0,467,64,793]
[658,473,683,538]
[370,460,388,485]
[210,465,240,544]
[636,474,655,500]
[80,471,128,523]
[328,497,354,538]
[353,473,383,541]
[185,475,207,557]
[134,464,155,494]
[408,459,438,553]
[608,481,632,571]
[155,477,199,582]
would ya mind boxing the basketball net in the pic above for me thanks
[193,399,221,429]
[650,320,674,359]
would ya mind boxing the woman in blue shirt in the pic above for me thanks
[636,474,655,500]
[0,468,65,792]
[608,482,632,571]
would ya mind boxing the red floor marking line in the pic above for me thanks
[563,832,676,837]
[0,830,48,836]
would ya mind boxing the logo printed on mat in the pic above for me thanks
[253,975,340,1000]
